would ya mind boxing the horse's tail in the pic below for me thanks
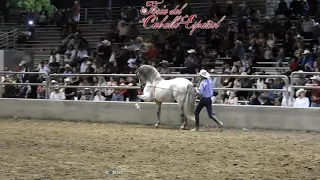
[183,83,196,122]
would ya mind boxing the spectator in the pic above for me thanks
[18,61,29,83]
[72,1,81,22]
[276,0,289,16]
[290,0,304,16]
[308,75,320,107]
[225,91,238,105]
[111,88,124,101]
[76,46,88,59]
[184,49,200,74]
[85,61,95,74]
[293,88,310,107]
[64,52,74,64]
[301,15,316,38]
[80,55,91,73]
[50,85,66,100]
[93,91,106,101]
[159,60,172,76]
[37,81,46,99]
[63,78,76,100]
[65,45,76,60]
[80,88,94,100]
[49,57,60,73]
[49,49,61,63]
[117,20,129,43]
[97,40,112,65]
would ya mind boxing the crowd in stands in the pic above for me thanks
[1,0,320,107]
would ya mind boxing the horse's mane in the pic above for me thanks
[137,65,163,83]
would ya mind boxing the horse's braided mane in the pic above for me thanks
[138,65,163,83]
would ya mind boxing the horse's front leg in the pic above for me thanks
[155,102,162,128]
[137,86,153,102]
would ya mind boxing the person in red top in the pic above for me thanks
[290,57,299,71]
[308,75,320,107]
[73,1,81,22]
[144,43,159,62]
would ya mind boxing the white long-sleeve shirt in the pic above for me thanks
[50,91,66,100]
[293,97,310,108]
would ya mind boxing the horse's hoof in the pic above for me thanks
[180,125,186,130]
[154,124,159,128]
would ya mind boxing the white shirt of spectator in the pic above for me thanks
[293,97,310,108]
[256,79,265,89]
[77,50,88,59]
[49,54,61,63]
[65,49,76,59]
[39,65,49,75]
[302,19,316,33]
[80,61,87,73]
[93,95,106,101]
[266,39,275,48]
[127,58,136,68]
[225,97,238,105]
[50,91,66,100]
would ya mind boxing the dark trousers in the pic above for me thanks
[195,97,219,128]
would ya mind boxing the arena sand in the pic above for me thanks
[1,119,320,180]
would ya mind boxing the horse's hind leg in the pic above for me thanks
[155,102,162,128]
[180,108,187,130]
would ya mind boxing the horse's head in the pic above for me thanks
[136,65,162,84]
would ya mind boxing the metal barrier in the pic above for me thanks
[290,72,320,103]
[0,71,49,98]
[0,73,289,105]
[48,74,140,100]
[0,29,18,49]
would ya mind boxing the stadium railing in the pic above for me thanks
[48,74,290,105]
[0,29,18,49]
[0,71,48,98]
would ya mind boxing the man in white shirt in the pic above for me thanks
[50,86,66,100]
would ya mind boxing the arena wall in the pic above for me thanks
[1,99,319,131]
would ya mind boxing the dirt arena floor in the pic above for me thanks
[1,119,320,180]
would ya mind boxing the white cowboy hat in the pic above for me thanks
[263,16,271,20]
[86,61,92,65]
[51,80,57,83]
[226,0,233,4]
[42,81,46,84]
[296,34,303,39]
[83,54,89,58]
[310,75,320,81]
[187,49,196,53]
[302,50,311,54]
[19,61,26,66]
[199,69,210,78]
[296,88,307,97]
[159,60,171,64]
[210,69,215,73]
[65,64,71,68]
[102,40,111,46]
[65,78,71,82]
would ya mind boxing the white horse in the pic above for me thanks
[136,65,196,129]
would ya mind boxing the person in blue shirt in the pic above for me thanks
[192,69,224,131]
